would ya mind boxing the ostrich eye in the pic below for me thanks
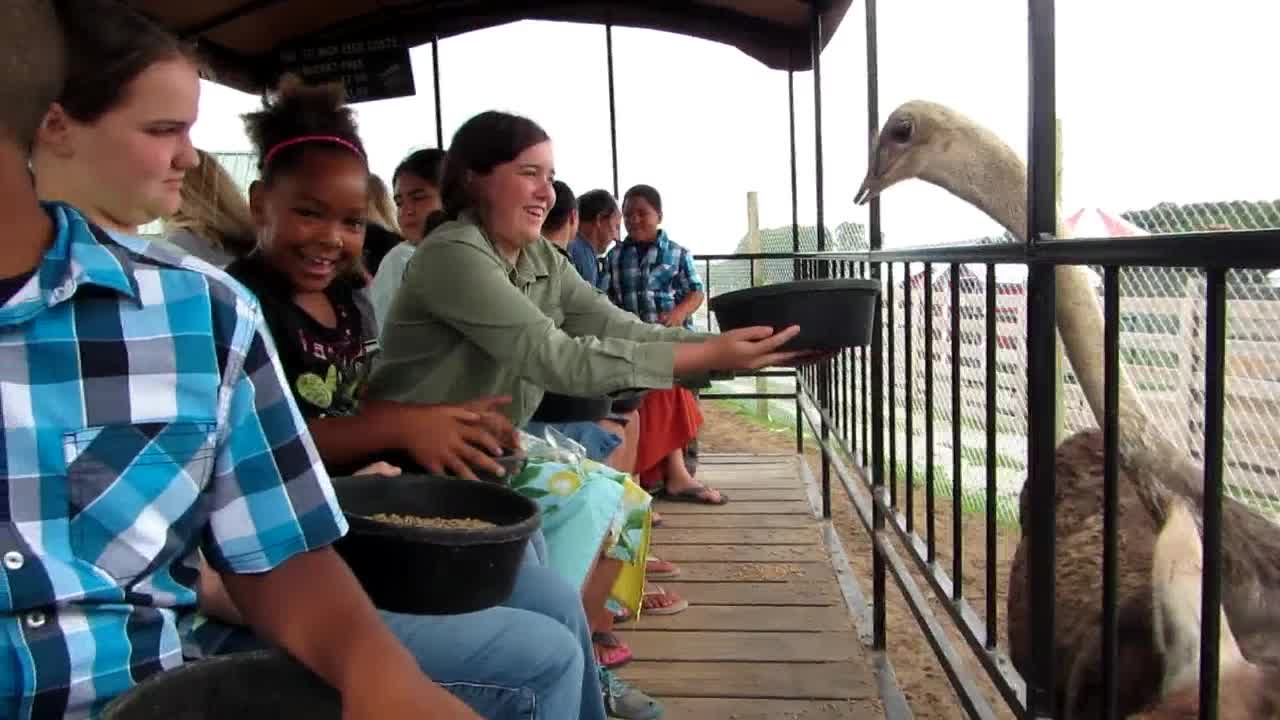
[889,120,913,144]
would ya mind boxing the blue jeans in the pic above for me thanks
[523,420,622,463]
[192,534,605,720]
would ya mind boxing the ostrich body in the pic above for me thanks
[857,100,1280,716]
[1131,497,1279,719]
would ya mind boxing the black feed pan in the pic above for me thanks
[709,278,881,352]
[102,650,340,720]
[530,391,613,423]
[330,474,540,615]
[473,447,528,484]
[608,388,649,414]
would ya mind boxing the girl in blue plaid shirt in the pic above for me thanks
[17,2,603,718]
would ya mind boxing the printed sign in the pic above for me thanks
[279,36,416,103]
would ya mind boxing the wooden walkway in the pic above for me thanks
[616,453,885,719]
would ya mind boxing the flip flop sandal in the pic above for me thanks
[601,668,664,720]
[657,484,728,505]
[593,631,633,669]
[645,555,681,580]
[605,597,632,624]
[640,586,689,616]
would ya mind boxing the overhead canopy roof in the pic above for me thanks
[129,0,853,95]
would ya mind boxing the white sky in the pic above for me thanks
[191,0,1278,254]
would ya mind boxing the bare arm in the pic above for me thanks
[661,290,705,328]
[205,303,480,719]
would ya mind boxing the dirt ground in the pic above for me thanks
[697,403,1022,720]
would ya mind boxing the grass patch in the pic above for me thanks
[720,398,801,435]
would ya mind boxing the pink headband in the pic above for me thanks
[262,135,366,169]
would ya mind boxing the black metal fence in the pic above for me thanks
[694,0,1280,717]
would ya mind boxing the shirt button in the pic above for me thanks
[3,551,23,570]
[26,611,45,629]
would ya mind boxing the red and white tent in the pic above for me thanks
[1062,207,1150,238]
[900,208,1144,291]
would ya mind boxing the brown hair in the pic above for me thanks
[393,147,447,189]
[53,0,195,123]
[440,110,549,220]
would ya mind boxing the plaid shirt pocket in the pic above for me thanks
[64,420,217,584]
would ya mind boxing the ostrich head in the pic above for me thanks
[856,100,955,204]
[855,99,1029,240]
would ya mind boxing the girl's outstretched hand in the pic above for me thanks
[698,325,811,372]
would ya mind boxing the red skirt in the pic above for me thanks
[635,387,703,489]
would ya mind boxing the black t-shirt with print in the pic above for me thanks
[363,223,401,277]
[227,255,379,420]
[0,269,36,307]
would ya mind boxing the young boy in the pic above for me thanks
[0,4,485,718]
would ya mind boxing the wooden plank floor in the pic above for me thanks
[615,454,884,719]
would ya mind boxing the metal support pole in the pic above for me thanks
[1200,268,1227,720]
[1026,0,1059,715]
[811,14,825,256]
[606,24,619,198]
[810,1,830,519]
[865,0,886,653]
[791,59,802,456]
[1102,266,1121,720]
[789,66,799,255]
[431,35,443,148]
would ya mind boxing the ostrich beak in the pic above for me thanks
[855,137,885,206]
[854,169,881,206]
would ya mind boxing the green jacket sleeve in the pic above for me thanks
[557,254,710,344]
[555,252,719,388]
[403,232,677,396]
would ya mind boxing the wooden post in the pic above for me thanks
[747,191,769,420]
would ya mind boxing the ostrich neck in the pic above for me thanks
[918,121,1202,500]
[919,125,1051,242]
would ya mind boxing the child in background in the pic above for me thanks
[4,1,485,717]
[370,147,447,328]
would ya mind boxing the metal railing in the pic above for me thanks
[695,219,1278,719]
[685,0,1280,718]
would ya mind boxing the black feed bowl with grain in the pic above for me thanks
[330,473,541,615]
[101,650,340,720]
[708,278,881,351]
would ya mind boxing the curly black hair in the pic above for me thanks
[242,76,367,185]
